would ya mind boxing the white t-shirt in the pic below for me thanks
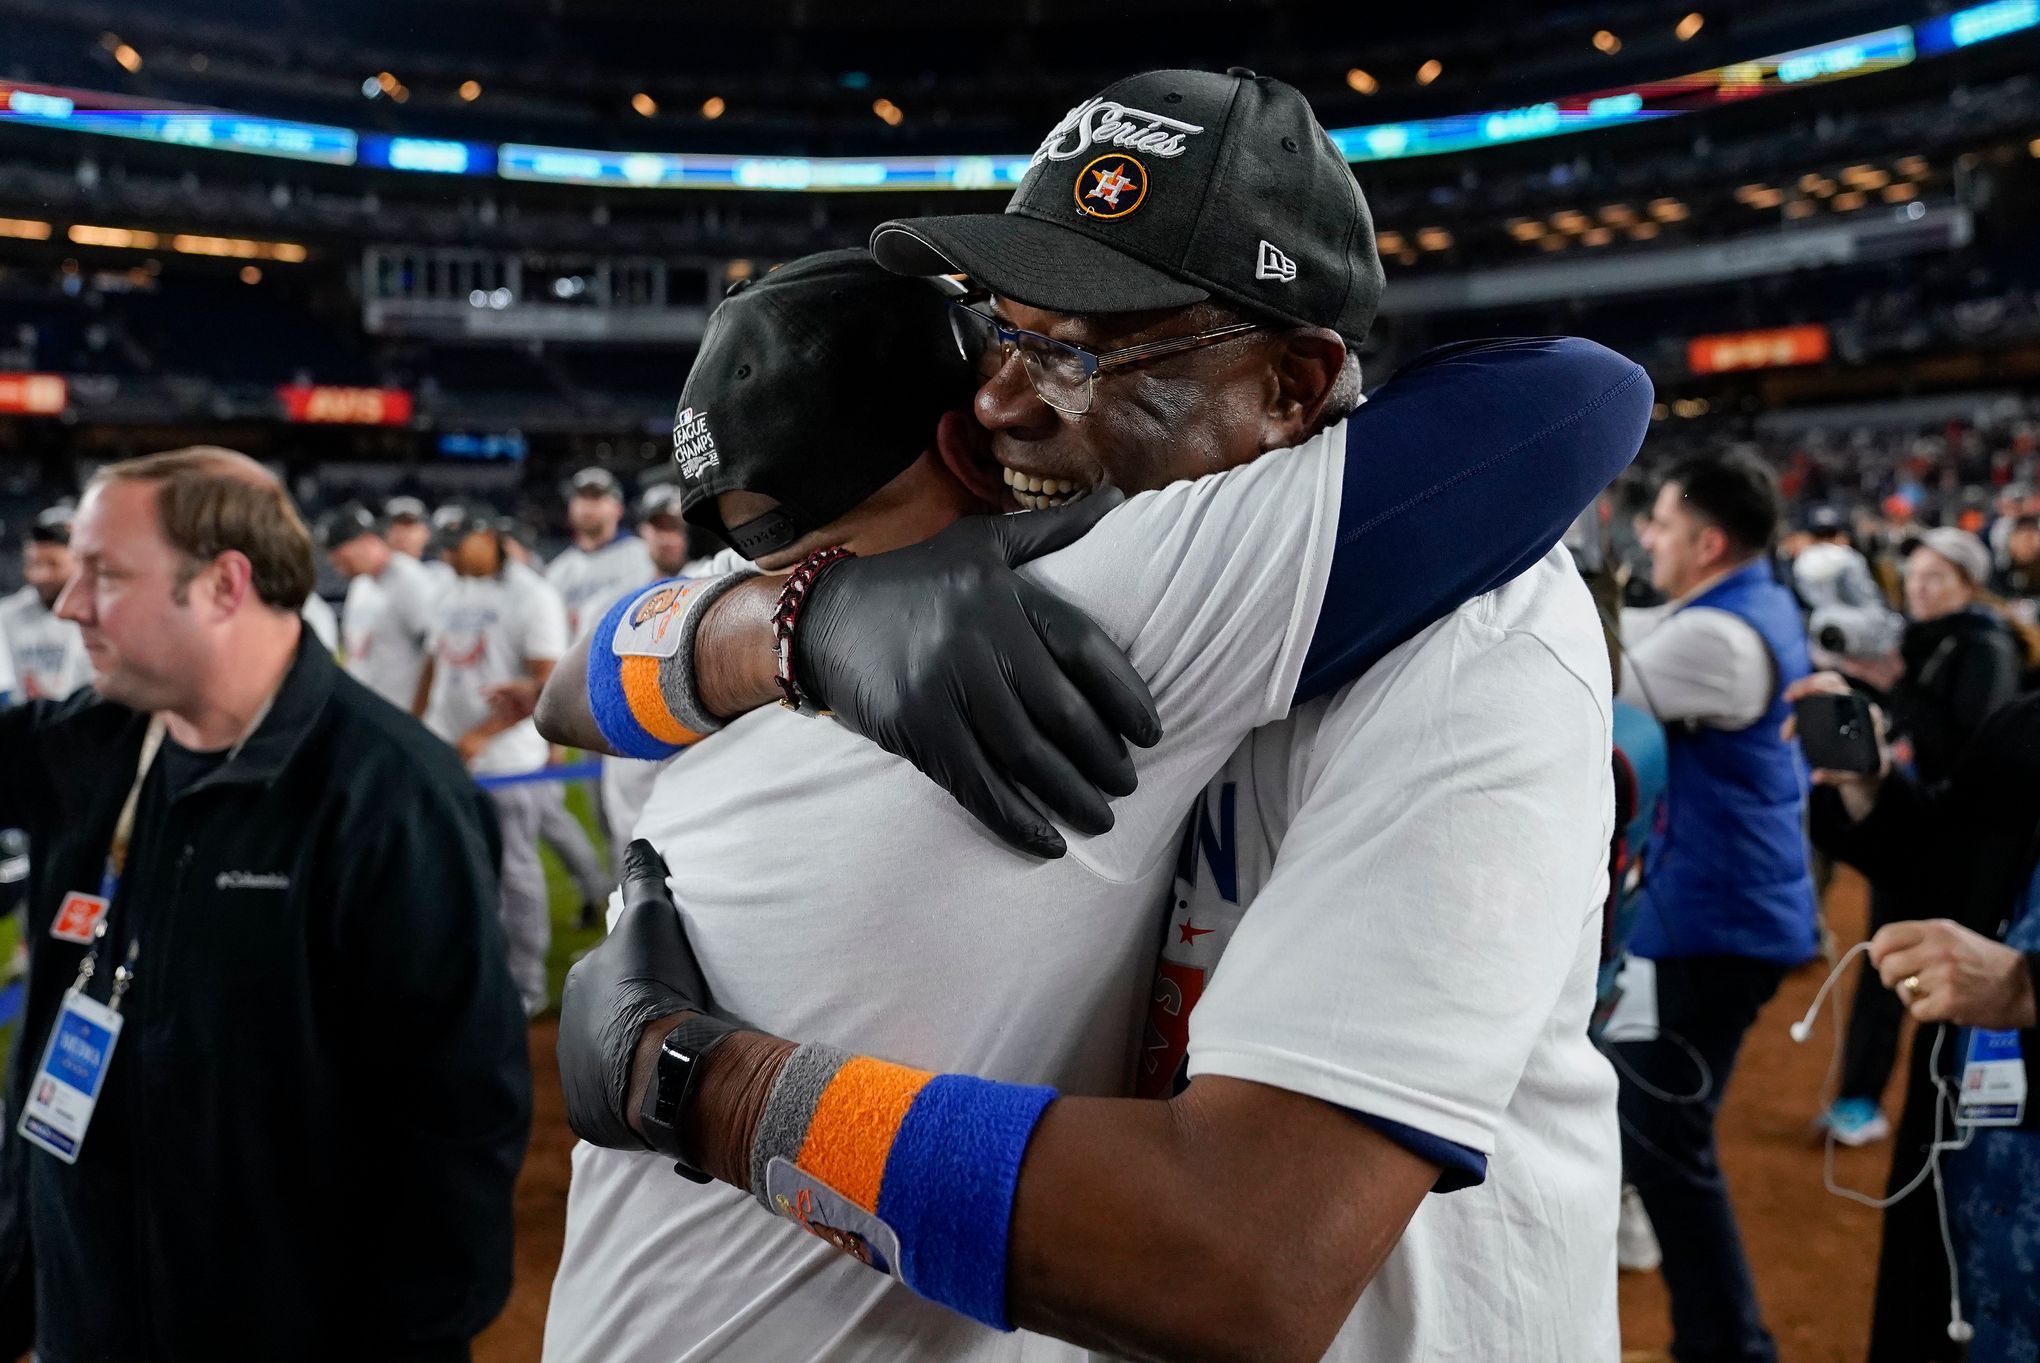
[341,551,444,710]
[424,564,568,775]
[543,421,1347,1363]
[0,586,90,703]
[1618,603,1772,729]
[1156,546,1621,1363]
[300,592,339,653]
[550,534,657,640]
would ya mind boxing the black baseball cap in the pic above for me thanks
[312,502,381,552]
[28,504,73,546]
[431,501,500,554]
[637,482,685,524]
[871,68,1382,345]
[569,467,623,500]
[673,248,974,560]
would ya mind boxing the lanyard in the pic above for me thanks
[69,715,166,1005]
[68,694,276,1004]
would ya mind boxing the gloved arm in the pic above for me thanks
[559,841,1438,1363]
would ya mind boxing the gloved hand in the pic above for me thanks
[793,491,1163,858]
[557,840,707,1149]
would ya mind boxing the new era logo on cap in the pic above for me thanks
[1255,240,1297,283]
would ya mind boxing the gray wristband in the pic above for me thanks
[654,568,760,739]
[746,1041,853,1211]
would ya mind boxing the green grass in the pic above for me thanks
[538,776,611,1014]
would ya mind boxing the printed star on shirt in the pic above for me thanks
[1088,164,1137,208]
[1177,920,1214,946]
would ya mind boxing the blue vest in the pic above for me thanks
[1631,558,1819,965]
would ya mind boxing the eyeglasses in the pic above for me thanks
[945,295,1263,416]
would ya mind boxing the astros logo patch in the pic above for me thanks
[1074,154,1148,220]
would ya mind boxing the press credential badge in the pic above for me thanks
[1958,1027,2027,1127]
[19,990,124,1164]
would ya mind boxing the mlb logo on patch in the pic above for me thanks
[673,407,719,481]
[1255,240,1297,283]
[50,891,108,945]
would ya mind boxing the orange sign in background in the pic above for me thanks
[0,372,67,415]
[277,385,414,424]
[1687,324,1831,374]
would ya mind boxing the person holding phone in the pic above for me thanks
[1798,670,2040,1361]
[1812,526,2026,1149]
[1614,450,1817,1363]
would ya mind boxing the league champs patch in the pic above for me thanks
[673,406,719,480]
[610,580,694,659]
[764,1157,904,1279]
[1075,155,1148,219]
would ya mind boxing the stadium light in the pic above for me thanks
[1593,30,1622,54]
[632,92,658,117]
[2031,137,2040,157]
[1416,59,1443,85]
[239,265,261,285]
[376,72,398,94]
[1784,199,1816,218]
[1375,230,1407,253]
[1581,226,1614,246]
[1831,189,1868,210]
[1629,221,1661,239]
[113,43,142,73]
[1746,187,1784,208]
[1538,234,1567,252]
[1881,181,1919,202]
[702,96,727,119]
[0,218,52,240]
[873,98,904,126]
[1345,68,1378,94]
[1416,226,1452,251]
[1648,197,1690,221]
[1896,154,1930,177]
[1505,218,1545,241]
[459,80,482,102]
[1676,12,1705,40]
[1550,208,1589,232]
[1598,203,1637,224]
[69,224,160,248]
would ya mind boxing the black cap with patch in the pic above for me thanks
[673,248,974,561]
[871,68,1381,345]
[311,501,380,552]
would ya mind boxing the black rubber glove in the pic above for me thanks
[556,840,707,1150]
[793,491,1163,858]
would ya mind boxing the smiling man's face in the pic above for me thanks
[970,298,1282,504]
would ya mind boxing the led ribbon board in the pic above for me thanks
[0,0,2029,187]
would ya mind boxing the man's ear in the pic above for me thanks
[1259,328,1349,453]
[205,550,256,620]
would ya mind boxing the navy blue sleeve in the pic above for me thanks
[1296,337,1652,704]
[1349,1110,1489,1193]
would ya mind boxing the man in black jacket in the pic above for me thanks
[0,449,530,1362]
[1800,670,2040,1361]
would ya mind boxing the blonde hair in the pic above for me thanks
[89,447,315,610]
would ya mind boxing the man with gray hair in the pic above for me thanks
[0,448,529,1361]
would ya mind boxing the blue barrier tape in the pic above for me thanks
[474,760,603,790]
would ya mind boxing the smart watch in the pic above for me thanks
[639,1012,742,1182]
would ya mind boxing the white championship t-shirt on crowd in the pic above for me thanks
[1152,545,1621,1363]
[544,420,1348,1363]
[340,550,444,710]
[550,533,657,640]
[424,564,568,775]
[0,586,91,703]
